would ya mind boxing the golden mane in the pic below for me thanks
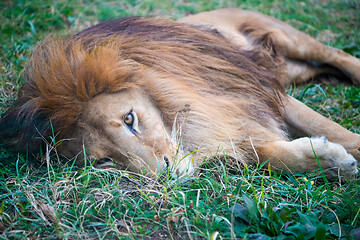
[0,17,285,156]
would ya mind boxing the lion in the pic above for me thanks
[1,9,359,179]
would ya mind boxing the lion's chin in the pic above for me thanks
[171,155,195,179]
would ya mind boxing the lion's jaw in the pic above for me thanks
[60,89,193,178]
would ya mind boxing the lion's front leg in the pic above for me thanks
[280,96,360,162]
[258,137,358,179]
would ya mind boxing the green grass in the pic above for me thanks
[0,0,359,239]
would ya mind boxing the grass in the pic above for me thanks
[0,0,360,239]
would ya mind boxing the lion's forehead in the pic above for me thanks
[82,89,162,127]
[84,90,139,117]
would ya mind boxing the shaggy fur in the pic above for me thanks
[1,9,359,178]
[1,18,285,159]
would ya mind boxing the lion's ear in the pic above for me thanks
[0,96,51,155]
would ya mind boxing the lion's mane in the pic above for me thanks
[0,17,286,161]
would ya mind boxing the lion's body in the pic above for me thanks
[1,9,360,179]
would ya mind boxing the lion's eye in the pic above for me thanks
[124,111,134,126]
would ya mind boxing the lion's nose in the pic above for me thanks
[164,156,170,168]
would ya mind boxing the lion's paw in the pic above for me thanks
[309,137,358,179]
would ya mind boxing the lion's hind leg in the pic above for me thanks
[231,10,360,86]
[285,59,343,85]
[258,137,358,179]
[180,8,360,85]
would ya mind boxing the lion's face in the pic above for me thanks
[59,88,194,178]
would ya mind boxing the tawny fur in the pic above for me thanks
[1,9,359,179]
